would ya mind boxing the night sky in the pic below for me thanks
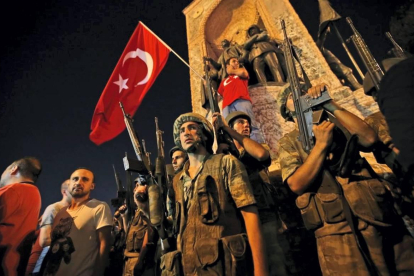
[0,0,408,213]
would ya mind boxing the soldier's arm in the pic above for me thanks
[287,122,334,195]
[240,205,269,276]
[307,85,377,148]
[212,113,269,161]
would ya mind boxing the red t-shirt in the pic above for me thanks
[217,75,251,109]
[0,183,41,276]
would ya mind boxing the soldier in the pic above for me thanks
[277,84,414,275]
[243,25,285,84]
[160,112,268,275]
[120,175,159,276]
[213,111,288,276]
[169,146,188,174]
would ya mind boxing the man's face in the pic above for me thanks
[179,121,206,152]
[172,150,187,172]
[227,58,240,70]
[232,118,251,137]
[134,180,148,205]
[69,169,94,198]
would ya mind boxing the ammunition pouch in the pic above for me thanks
[194,234,248,276]
[342,178,395,227]
[296,192,347,231]
[160,250,183,276]
[295,193,323,230]
[197,175,219,224]
[126,229,146,253]
[221,234,248,276]
[194,238,222,275]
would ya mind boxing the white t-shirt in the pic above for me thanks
[41,199,112,276]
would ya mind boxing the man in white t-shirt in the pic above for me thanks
[40,168,113,276]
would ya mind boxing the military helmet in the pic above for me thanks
[278,83,295,122]
[225,111,252,131]
[134,174,148,185]
[173,112,215,153]
[169,146,184,158]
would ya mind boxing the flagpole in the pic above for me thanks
[139,21,204,80]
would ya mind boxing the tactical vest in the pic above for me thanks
[283,130,396,238]
[172,154,249,275]
[124,210,149,258]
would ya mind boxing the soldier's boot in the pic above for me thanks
[344,72,363,91]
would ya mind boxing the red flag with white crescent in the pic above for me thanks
[90,22,170,145]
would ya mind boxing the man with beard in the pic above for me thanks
[212,111,288,276]
[169,146,188,174]
[160,112,268,275]
[40,168,112,276]
[120,175,159,276]
[0,157,42,276]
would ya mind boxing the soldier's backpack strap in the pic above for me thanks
[326,169,380,276]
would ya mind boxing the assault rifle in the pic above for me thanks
[385,32,409,59]
[110,164,126,209]
[203,57,240,158]
[119,102,153,225]
[346,17,384,91]
[280,19,332,151]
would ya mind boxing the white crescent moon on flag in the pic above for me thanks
[122,48,154,86]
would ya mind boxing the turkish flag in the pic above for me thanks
[90,22,170,145]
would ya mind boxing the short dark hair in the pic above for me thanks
[72,167,95,182]
[225,57,237,65]
[13,157,42,183]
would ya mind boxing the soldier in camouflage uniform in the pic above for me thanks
[212,111,288,276]
[277,84,414,275]
[121,175,159,276]
[160,112,268,276]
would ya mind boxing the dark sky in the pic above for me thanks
[0,0,408,213]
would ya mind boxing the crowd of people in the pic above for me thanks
[1,19,414,276]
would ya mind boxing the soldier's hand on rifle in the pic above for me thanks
[118,204,128,217]
[313,121,335,150]
[307,83,328,99]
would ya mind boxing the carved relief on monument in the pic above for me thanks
[183,0,381,172]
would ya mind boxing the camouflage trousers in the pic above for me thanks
[316,223,414,276]
[261,212,289,276]
[123,257,155,276]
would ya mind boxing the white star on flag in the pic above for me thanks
[114,74,129,93]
